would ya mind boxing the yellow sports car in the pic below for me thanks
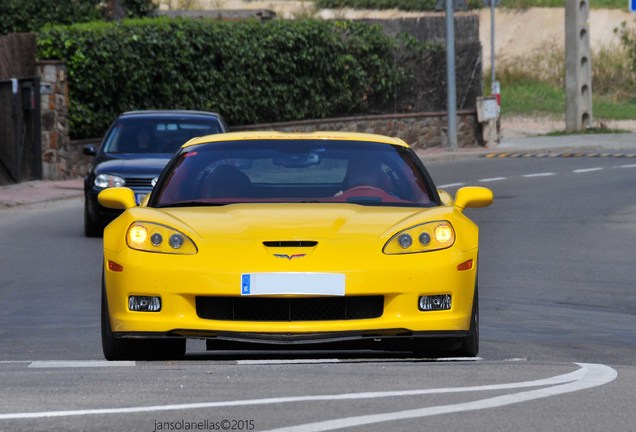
[99,131,493,360]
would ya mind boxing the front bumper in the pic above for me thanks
[103,246,479,340]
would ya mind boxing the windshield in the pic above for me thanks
[151,140,438,207]
[102,117,224,154]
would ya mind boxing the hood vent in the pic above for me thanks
[263,241,318,248]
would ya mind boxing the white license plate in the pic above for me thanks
[241,273,345,296]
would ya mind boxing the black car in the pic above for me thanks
[83,110,228,237]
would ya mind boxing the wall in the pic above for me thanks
[37,61,89,180]
[232,111,482,150]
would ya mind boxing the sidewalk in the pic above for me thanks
[1,131,634,209]
[0,178,83,208]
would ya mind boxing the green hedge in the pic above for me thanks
[0,0,155,35]
[37,18,409,139]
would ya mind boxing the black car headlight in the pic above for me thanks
[127,222,197,255]
[383,221,455,255]
[94,174,125,189]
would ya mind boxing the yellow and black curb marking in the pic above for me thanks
[482,152,636,159]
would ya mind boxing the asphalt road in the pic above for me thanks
[0,155,634,431]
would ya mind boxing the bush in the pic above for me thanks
[0,0,155,35]
[37,18,410,139]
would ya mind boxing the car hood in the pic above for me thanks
[132,203,452,241]
[95,157,172,176]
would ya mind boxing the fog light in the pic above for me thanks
[419,295,452,311]
[129,296,161,312]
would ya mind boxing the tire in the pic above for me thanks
[101,274,186,361]
[454,284,479,357]
[84,201,102,238]
[411,284,479,358]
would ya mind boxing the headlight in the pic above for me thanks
[383,221,455,255]
[94,174,125,189]
[126,222,197,255]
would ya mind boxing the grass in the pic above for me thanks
[546,127,630,136]
[493,79,636,121]
[486,35,636,123]
[499,0,628,9]
[314,0,629,11]
[496,79,564,117]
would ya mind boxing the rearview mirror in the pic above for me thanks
[83,145,97,156]
[454,186,493,211]
[273,152,321,168]
[98,187,137,210]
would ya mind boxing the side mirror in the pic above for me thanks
[98,187,137,210]
[83,145,97,156]
[454,186,493,211]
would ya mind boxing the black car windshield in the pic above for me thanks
[102,117,223,154]
[151,139,438,207]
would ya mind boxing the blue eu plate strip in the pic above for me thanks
[241,274,251,295]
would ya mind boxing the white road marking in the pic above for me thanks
[522,172,556,178]
[437,182,465,188]
[238,357,481,365]
[260,363,617,432]
[618,164,636,168]
[28,360,135,368]
[238,359,341,365]
[573,167,603,173]
[0,363,616,421]
[478,177,507,183]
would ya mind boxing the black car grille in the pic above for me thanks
[263,241,318,247]
[124,177,154,188]
[196,296,384,321]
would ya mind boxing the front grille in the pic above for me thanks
[263,241,318,247]
[196,296,384,321]
[124,177,154,188]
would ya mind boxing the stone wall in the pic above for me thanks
[232,111,482,150]
[37,61,92,180]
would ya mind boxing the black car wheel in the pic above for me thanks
[411,283,479,358]
[101,272,186,361]
[84,200,102,238]
[454,284,479,357]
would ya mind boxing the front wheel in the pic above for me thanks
[454,285,479,357]
[411,284,479,358]
[84,200,102,238]
[101,276,185,361]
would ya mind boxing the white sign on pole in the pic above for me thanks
[476,97,499,122]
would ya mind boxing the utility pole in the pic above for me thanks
[565,0,593,131]
[490,0,499,109]
[444,0,458,151]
